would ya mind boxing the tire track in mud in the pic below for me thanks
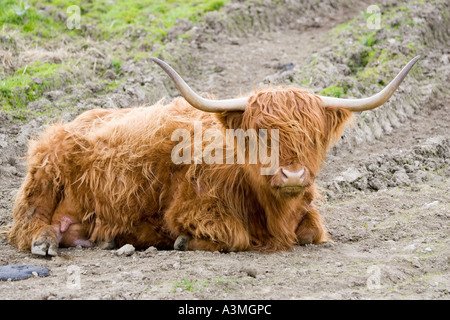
[170,0,449,197]
[166,0,372,99]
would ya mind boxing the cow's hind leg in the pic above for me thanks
[51,195,92,249]
[8,126,68,256]
[8,171,61,256]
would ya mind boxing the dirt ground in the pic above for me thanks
[0,0,449,300]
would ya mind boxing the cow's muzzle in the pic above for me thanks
[279,167,306,186]
[271,166,311,195]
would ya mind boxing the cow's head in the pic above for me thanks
[152,56,419,198]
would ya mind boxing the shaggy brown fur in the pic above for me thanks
[8,87,353,253]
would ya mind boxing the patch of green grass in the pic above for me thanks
[362,48,378,67]
[17,61,63,78]
[0,61,68,113]
[133,51,150,63]
[172,279,209,293]
[357,49,392,85]
[213,276,239,294]
[1,1,231,122]
[0,0,67,37]
[107,79,124,91]
[331,17,357,34]
[1,0,229,41]
[43,0,227,41]
[215,276,239,283]
[359,31,377,47]
[111,58,121,74]
[327,0,423,82]
[406,42,419,55]
[320,85,345,98]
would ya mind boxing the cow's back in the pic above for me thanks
[53,99,213,241]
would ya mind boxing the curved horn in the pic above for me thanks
[151,57,248,112]
[318,55,420,111]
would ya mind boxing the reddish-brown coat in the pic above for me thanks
[8,87,353,253]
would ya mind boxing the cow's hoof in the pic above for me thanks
[31,235,58,257]
[96,239,116,250]
[174,235,190,251]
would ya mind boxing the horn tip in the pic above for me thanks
[150,57,169,69]
[412,55,421,63]
[150,56,162,64]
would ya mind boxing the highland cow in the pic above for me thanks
[8,56,420,256]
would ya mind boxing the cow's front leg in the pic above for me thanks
[167,195,250,252]
[171,218,250,252]
[174,235,241,252]
[295,205,329,245]
[8,172,60,256]
[174,234,190,251]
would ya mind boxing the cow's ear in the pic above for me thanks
[323,107,354,147]
[216,111,244,130]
